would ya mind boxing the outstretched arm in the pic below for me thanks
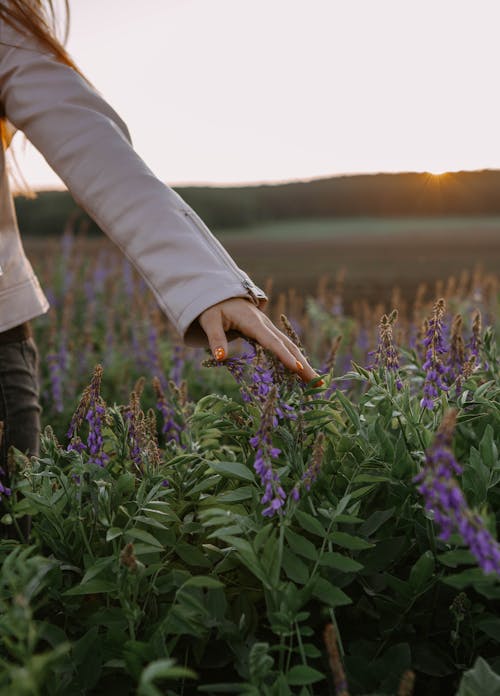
[0,19,320,382]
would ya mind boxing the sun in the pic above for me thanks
[427,169,448,177]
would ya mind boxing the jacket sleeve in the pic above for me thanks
[0,20,267,345]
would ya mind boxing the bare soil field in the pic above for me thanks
[25,217,500,316]
[221,226,500,312]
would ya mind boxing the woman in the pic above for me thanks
[0,1,320,483]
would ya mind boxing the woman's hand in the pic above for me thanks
[198,297,323,385]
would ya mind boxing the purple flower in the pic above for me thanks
[124,406,142,468]
[447,314,466,382]
[420,299,449,410]
[153,377,181,445]
[66,365,108,466]
[169,343,185,386]
[249,385,286,517]
[0,466,11,500]
[86,372,109,467]
[467,310,482,363]
[302,431,325,492]
[414,410,500,576]
[371,310,402,390]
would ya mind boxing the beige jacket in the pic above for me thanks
[0,19,267,344]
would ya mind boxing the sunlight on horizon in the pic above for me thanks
[12,0,500,190]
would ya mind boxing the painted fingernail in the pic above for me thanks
[214,346,226,361]
[296,360,304,371]
[316,379,325,387]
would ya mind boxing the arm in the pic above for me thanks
[0,18,266,345]
[0,19,321,381]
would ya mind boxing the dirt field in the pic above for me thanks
[25,216,500,315]
[220,220,500,311]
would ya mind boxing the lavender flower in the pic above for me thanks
[124,405,142,468]
[414,410,500,575]
[153,377,181,445]
[66,365,108,465]
[85,366,109,467]
[169,343,185,386]
[467,310,482,363]
[249,385,286,517]
[420,298,449,410]
[371,310,402,389]
[302,431,325,492]
[0,467,11,500]
[448,314,466,382]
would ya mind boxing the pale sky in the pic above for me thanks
[14,0,500,189]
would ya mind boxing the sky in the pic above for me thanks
[14,0,500,189]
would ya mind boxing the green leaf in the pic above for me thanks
[287,665,325,686]
[437,549,475,568]
[409,551,435,592]
[181,575,224,590]
[476,616,500,642]
[215,486,254,503]
[359,507,395,537]
[329,531,373,550]
[336,390,361,431]
[175,543,211,567]
[294,510,326,537]
[353,473,391,484]
[139,658,197,689]
[125,527,164,548]
[285,529,318,561]
[282,547,310,585]
[313,578,351,608]
[65,579,116,596]
[106,527,123,542]
[319,552,363,573]
[81,557,114,584]
[456,657,500,696]
[479,424,499,471]
[442,568,500,590]
[209,461,255,482]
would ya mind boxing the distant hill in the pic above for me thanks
[15,169,500,237]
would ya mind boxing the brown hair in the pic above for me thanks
[0,1,81,192]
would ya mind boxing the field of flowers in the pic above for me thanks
[1,227,500,696]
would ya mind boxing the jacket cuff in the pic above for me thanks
[179,280,268,347]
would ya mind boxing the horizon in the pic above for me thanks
[21,166,500,194]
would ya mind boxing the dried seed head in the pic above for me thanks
[325,335,343,373]
[461,355,477,380]
[120,542,138,572]
[280,313,306,357]
[133,376,146,400]
[397,670,416,696]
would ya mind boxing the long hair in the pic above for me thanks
[0,1,81,192]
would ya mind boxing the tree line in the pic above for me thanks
[15,169,500,237]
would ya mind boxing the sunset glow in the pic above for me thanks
[12,0,500,190]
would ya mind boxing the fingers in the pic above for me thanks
[198,308,229,362]
[199,299,323,385]
[260,314,322,384]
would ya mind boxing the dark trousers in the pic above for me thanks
[0,323,41,539]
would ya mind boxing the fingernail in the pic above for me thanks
[316,379,325,387]
[214,346,226,361]
[296,360,304,371]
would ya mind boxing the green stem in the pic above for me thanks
[78,517,95,560]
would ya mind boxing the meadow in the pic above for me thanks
[1,218,500,695]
